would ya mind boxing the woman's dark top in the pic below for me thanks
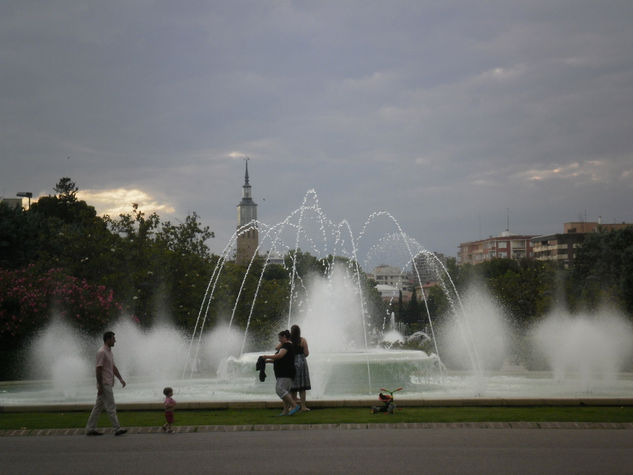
[294,341,305,355]
[273,342,296,379]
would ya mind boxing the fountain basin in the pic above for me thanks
[220,349,441,396]
[3,368,633,407]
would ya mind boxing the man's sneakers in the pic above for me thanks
[115,429,128,436]
[288,405,301,416]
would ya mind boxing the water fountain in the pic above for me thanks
[217,263,441,398]
[382,312,406,348]
[1,190,632,406]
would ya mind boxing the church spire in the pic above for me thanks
[236,157,258,265]
[241,157,252,201]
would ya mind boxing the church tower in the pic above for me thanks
[236,159,258,265]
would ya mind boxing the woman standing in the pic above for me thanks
[290,324,311,411]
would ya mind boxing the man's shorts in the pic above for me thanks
[275,377,293,399]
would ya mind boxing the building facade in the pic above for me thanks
[531,221,632,267]
[369,265,409,290]
[458,231,536,265]
[0,198,23,210]
[235,160,259,266]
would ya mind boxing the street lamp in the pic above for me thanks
[16,192,33,210]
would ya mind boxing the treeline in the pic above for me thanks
[0,178,383,376]
[378,230,633,335]
[0,179,211,367]
[437,228,633,328]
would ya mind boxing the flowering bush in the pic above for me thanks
[0,265,122,344]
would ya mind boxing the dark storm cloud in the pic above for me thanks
[1,1,632,259]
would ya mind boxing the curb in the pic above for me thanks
[2,421,633,437]
[3,398,633,413]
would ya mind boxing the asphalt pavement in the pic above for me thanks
[2,425,633,474]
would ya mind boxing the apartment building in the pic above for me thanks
[531,221,632,267]
[458,231,536,265]
[369,265,408,290]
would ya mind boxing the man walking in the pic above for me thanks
[85,331,128,436]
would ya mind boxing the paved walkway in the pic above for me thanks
[3,421,633,437]
[4,427,633,474]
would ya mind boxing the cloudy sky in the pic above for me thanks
[2,1,633,263]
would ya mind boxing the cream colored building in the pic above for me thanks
[369,265,408,290]
[0,197,23,210]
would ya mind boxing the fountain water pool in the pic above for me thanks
[2,293,633,406]
[3,365,633,407]
[2,306,633,406]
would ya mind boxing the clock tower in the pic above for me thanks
[236,159,258,265]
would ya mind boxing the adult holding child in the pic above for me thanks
[261,330,301,416]
[290,324,311,411]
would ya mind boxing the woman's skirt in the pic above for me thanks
[291,353,311,391]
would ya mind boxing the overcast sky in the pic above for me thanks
[2,1,633,265]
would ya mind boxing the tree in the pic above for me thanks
[29,190,115,285]
[426,285,449,321]
[0,177,226,374]
[156,212,214,258]
[0,266,122,348]
[397,290,405,322]
[0,201,41,269]
[486,259,555,326]
[283,249,327,278]
[571,226,633,314]
[53,177,79,202]
[404,287,420,325]
[453,258,557,328]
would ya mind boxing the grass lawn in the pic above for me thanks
[2,406,633,430]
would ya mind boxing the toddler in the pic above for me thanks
[162,387,176,433]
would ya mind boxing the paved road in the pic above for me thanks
[2,428,632,474]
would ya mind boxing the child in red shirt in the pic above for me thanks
[162,387,176,433]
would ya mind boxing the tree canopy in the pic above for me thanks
[0,178,387,363]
